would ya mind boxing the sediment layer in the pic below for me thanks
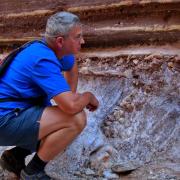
[0,0,179,49]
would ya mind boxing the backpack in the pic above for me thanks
[0,40,46,103]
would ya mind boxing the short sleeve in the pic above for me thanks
[60,54,75,71]
[31,58,71,100]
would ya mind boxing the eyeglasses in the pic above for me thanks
[71,33,84,41]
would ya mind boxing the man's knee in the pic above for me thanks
[71,110,87,133]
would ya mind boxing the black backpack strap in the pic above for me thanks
[0,96,44,104]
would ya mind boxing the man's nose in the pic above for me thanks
[80,37,85,44]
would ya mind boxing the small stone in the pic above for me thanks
[111,127,119,138]
[100,152,110,162]
[80,67,89,74]
[132,80,139,86]
[74,171,82,176]
[144,54,154,61]
[104,120,112,126]
[74,171,86,178]
[132,80,144,88]
[124,94,134,102]
[144,85,152,93]
[114,110,124,119]
[111,161,140,173]
[85,58,91,64]
[85,168,95,176]
[124,69,132,78]
[121,102,134,113]
[103,127,112,138]
[144,53,161,61]
[118,58,124,65]
[120,100,126,107]
[127,55,131,62]
[150,61,162,71]
[90,151,110,169]
[101,145,116,155]
[107,115,115,121]
[133,59,139,65]
[130,55,136,60]
[118,117,125,124]
[168,62,174,68]
[103,170,119,179]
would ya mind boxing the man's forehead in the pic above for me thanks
[69,25,83,35]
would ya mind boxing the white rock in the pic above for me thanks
[103,170,119,179]
[133,59,139,65]
[85,168,95,175]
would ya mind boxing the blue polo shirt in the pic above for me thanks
[0,41,75,115]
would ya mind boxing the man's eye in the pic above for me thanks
[76,34,83,39]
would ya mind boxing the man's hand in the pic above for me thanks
[86,93,99,112]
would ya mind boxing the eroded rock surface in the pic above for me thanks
[43,52,180,180]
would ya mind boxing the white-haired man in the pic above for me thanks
[0,11,99,179]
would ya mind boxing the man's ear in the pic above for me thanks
[56,36,64,49]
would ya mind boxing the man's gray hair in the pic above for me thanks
[45,11,80,38]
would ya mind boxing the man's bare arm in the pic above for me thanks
[53,91,99,115]
[64,61,78,92]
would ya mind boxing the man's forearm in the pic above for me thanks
[64,92,93,114]
[66,74,78,92]
[54,91,97,115]
[64,61,78,92]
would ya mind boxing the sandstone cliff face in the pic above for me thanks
[0,1,180,180]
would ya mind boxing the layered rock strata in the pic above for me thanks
[0,0,180,48]
[44,49,180,180]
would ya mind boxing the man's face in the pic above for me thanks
[63,25,85,54]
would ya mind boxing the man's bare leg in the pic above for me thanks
[37,106,87,161]
[20,106,87,179]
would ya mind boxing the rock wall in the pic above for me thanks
[44,51,180,180]
[0,0,180,180]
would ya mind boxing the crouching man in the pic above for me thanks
[0,11,99,179]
